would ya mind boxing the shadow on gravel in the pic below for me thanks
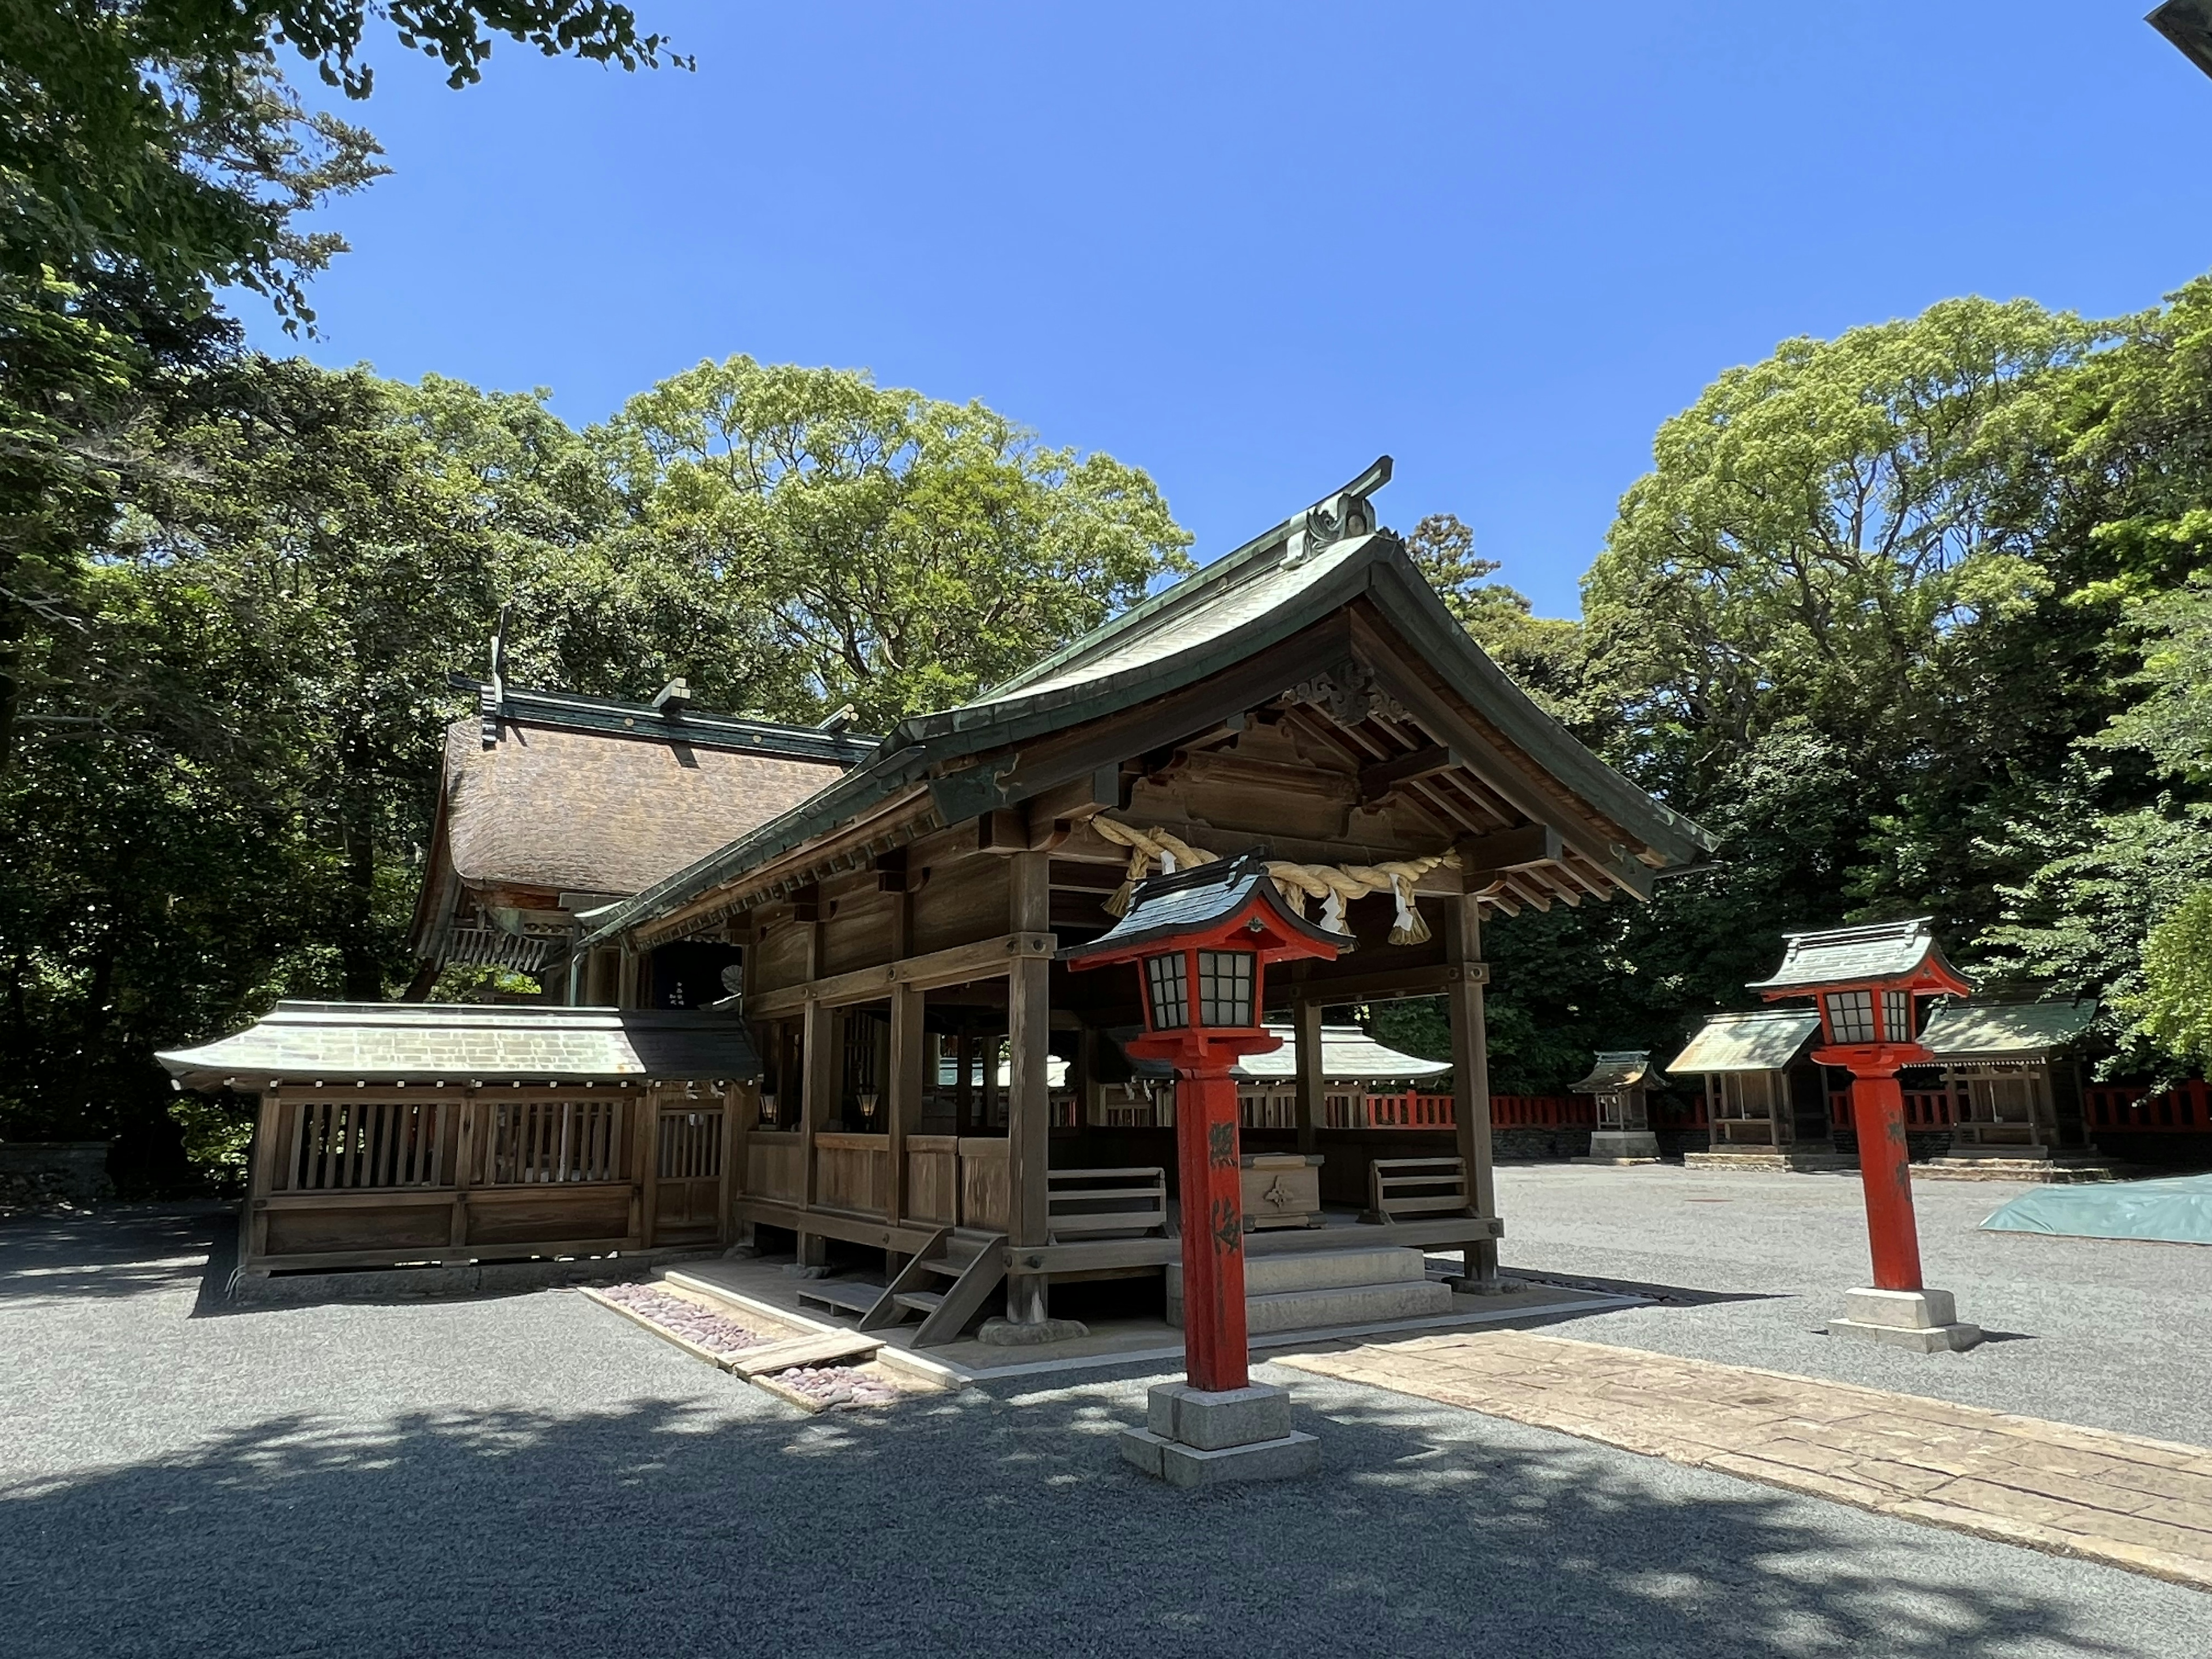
[0,1370,2156,1658]
[0,1203,230,1306]
[1499,1267,1785,1308]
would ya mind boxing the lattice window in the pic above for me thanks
[1823,990,1875,1044]
[1196,950,1255,1027]
[1145,952,1189,1029]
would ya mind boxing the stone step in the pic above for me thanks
[1167,1245,1429,1300]
[1232,1277,1457,1335]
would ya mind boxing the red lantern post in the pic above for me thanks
[1063,850,1342,1481]
[1751,920,1984,1351]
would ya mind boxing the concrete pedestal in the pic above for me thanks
[1828,1286,1984,1353]
[1119,1381,1319,1487]
[977,1316,1089,1346]
[1574,1129,1661,1165]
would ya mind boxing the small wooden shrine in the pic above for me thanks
[158,1002,759,1274]
[1913,998,2100,1169]
[1672,1009,1851,1170]
[1569,1051,1668,1163]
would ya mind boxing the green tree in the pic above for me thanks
[1,1,684,767]
[594,357,1195,729]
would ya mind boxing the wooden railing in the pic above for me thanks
[249,1084,726,1274]
[285,1097,449,1191]
[482,1097,627,1185]
[1490,1095,1591,1128]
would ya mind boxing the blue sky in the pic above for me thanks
[251,3,2212,618]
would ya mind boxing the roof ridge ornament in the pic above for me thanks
[1282,455,1393,569]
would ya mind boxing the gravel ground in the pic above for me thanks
[4,1205,2207,1658]
[1482,1164,2212,1446]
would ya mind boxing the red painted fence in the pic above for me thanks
[2084,1080,2208,1133]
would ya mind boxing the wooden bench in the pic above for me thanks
[1047,1166,1168,1243]
[1366,1157,1475,1224]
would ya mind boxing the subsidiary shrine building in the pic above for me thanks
[164,460,1716,1337]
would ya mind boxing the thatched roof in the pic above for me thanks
[442,718,851,896]
[437,683,874,899]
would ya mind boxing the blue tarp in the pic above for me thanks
[1980,1174,2212,1245]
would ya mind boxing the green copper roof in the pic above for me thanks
[1919,999,2098,1059]
[579,465,1717,949]
[1571,1051,1667,1093]
[1669,1010,1821,1074]
[158,1001,760,1090]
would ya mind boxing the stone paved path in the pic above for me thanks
[1277,1330,2212,1592]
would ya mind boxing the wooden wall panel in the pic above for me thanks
[958,1137,1009,1230]
[815,1132,889,1215]
[263,1199,450,1257]
[905,1135,958,1225]
[910,855,1009,957]
[750,922,813,995]
[821,889,899,976]
[745,1133,804,1202]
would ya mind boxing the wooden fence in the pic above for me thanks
[246,1085,736,1274]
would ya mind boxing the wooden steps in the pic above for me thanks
[861,1226,1007,1346]
[791,1279,884,1317]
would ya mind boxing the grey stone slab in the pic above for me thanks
[1146,1382,1291,1450]
[1119,1427,1321,1487]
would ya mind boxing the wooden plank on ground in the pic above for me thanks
[728,1330,886,1377]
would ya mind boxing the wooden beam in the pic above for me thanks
[1263,961,1484,1009]
[1359,743,1456,804]
[800,998,834,1251]
[747,932,1056,1018]
[1457,824,1565,875]
[1351,624,1653,898]
[1294,995,1323,1157]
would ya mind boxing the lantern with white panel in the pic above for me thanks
[1062,850,1343,1486]
[1749,919,1984,1352]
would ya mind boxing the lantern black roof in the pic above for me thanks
[1058,851,1339,962]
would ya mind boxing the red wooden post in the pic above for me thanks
[1844,1066,1923,1291]
[1173,1069,1249,1392]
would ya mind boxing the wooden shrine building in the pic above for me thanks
[566,459,1715,1335]
[1672,1009,1851,1171]
[164,460,1715,1327]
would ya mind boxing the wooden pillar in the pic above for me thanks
[449,1089,479,1265]
[955,1022,974,1132]
[1445,889,1498,1285]
[1293,995,1323,1157]
[798,998,834,1266]
[888,984,925,1231]
[1004,849,1052,1324]
[635,1086,660,1249]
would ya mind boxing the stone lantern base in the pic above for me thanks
[1829,1286,1984,1353]
[1574,1129,1661,1164]
[1119,1382,1320,1487]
